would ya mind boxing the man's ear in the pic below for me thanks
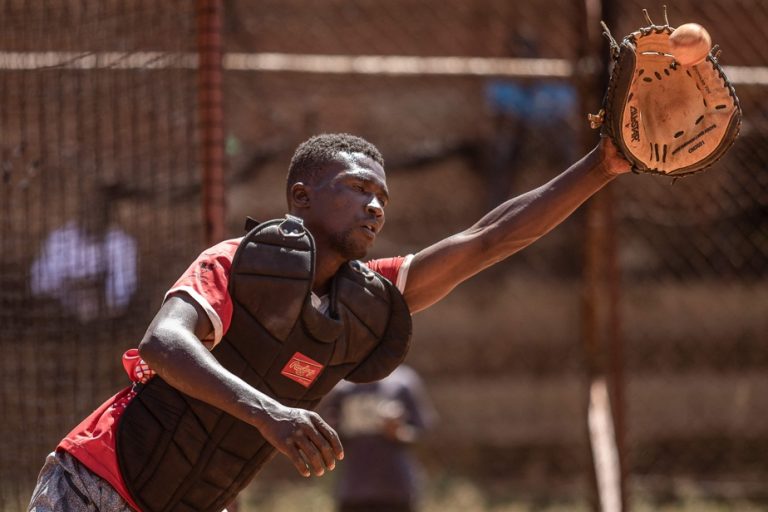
[289,182,311,210]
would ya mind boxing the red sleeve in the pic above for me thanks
[165,238,242,346]
[364,255,409,289]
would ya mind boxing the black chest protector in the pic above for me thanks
[116,216,412,512]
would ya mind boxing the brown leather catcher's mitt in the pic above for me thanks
[589,8,741,176]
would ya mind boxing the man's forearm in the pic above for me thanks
[472,144,617,258]
[139,324,283,430]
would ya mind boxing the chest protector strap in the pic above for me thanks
[117,216,411,512]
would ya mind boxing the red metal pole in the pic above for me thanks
[580,0,626,510]
[198,0,226,245]
[605,183,626,512]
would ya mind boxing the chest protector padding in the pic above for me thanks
[117,216,411,512]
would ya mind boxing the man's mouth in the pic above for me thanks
[361,222,378,238]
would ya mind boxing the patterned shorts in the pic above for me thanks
[28,451,133,512]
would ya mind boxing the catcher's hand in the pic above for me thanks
[257,403,344,478]
[589,7,741,177]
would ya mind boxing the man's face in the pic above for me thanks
[299,151,389,261]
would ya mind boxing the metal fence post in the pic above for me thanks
[580,0,626,510]
[198,0,226,245]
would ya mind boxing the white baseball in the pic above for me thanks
[670,23,712,66]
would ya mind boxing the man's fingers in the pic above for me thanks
[301,423,339,471]
[284,446,311,478]
[311,414,345,460]
[293,434,326,477]
[267,408,344,477]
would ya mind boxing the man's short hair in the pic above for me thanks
[286,133,384,194]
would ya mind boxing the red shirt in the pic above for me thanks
[58,237,412,510]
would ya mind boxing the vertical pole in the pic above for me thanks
[577,2,603,509]
[606,178,626,512]
[596,2,626,508]
[198,0,226,245]
[580,0,626,510]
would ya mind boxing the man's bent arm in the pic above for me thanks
[138,294,343,477]
[403,139,629,313]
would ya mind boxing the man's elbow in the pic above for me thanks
[137,329,170,368]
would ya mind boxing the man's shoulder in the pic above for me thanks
[174,237,244,287]
[363,255,413,294]
[364,255,407,278]
[200,237,243,260]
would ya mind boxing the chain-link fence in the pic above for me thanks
[1,1,766,511]
[612,0,768,504]
[0,2,202,510]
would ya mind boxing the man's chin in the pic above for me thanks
[345,246,370,261]
[332,233,374,261]
[341,242,372,261]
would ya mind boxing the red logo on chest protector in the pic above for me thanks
[281,352,324,388]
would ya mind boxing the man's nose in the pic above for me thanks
[367,196,384,217]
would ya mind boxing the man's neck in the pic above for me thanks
[296,218,349,295]
[312,249,346,296]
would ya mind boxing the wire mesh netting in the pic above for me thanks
[1,1,766,511]
[610,0,768,502]
[0,2,201,510]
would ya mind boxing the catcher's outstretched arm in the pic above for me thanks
[402,138,629,314]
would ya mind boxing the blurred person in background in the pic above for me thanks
[321,364,437,512]
[485,27,578,206]
[29,182,138,324]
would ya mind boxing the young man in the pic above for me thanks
[29,133,629,512]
